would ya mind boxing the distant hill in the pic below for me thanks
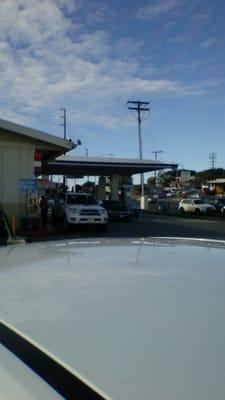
[196,168,225,182]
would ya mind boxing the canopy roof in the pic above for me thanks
[43,155,178,176]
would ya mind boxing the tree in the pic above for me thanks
[119,176,133,186]
[147,177,156,186]
[196,168,225,183]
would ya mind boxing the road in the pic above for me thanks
[28,213,225,241]
[105,214,225,240]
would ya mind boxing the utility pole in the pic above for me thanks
[209,152,216,170]
[127,101,150,197]
[85,148,89,183]
[152,150,163,161]
[59,108,67,188]
[60,108,67,140]
[152,150,163,186]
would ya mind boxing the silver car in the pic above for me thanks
[179,199,216,215]
[0,237,225,399]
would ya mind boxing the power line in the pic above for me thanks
[59,108,67,140]
[127,101,150,160]
[152,150,163,161]
[59,108,67,188]
[127,100,150,198]
[209,152,216,169]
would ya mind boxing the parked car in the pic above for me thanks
[210,197,225,214]
[125,199,140,217]
[158,202,170,214]
[148,192,167,203]
[181,189,200,199]
[52,192,108,228]
[178,199,216,215]
[128,202,140,218]
[148,195,158,204]
[166,191,176,198]
[102,200,131,221]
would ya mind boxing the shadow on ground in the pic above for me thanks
[21,214,225,242]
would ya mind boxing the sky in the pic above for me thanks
[0,0,225,173]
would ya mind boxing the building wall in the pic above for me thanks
[0,131,35,229]
[215,184,225,194]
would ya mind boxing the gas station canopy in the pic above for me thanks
[43,155,178,176]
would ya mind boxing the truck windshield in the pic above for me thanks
[67,195,97,205]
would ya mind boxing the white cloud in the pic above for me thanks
[114,38,144,58]
[168,34,188,43]
[136,0,180,19]
[55,0,78,13]
[84,4,111,24]
[160,59,205,74]
[0,0,72,46]
[0,0,221,139]
[200,37,216,49]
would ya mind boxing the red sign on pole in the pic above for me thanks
[34,151,42,176]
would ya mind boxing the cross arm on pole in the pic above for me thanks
[127,101,149,105]
[128,107,150,111]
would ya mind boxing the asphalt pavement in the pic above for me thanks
[23,213,225,242]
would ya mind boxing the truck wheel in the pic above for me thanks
[62,215,69,230]
[195,208,201,215]
[180,207,185,214]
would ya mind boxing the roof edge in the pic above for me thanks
[0,118,75,150]
[56,155,178,167]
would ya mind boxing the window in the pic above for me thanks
[67,195,97,205]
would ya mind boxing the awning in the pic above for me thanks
[43,155,178,176]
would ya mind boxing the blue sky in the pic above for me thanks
[0,0,225,172]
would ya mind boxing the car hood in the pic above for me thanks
[66,204,101,209]
[1,237,225,400]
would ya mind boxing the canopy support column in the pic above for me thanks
[110,175,120,201]
[98,176,106,200]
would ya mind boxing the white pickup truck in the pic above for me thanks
[52,192,108,229]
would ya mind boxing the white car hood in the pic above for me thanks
[66,204,100,209]
[0,238,225,400]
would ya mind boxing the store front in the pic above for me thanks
[0,119,75,230]
[1,118,178,232]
